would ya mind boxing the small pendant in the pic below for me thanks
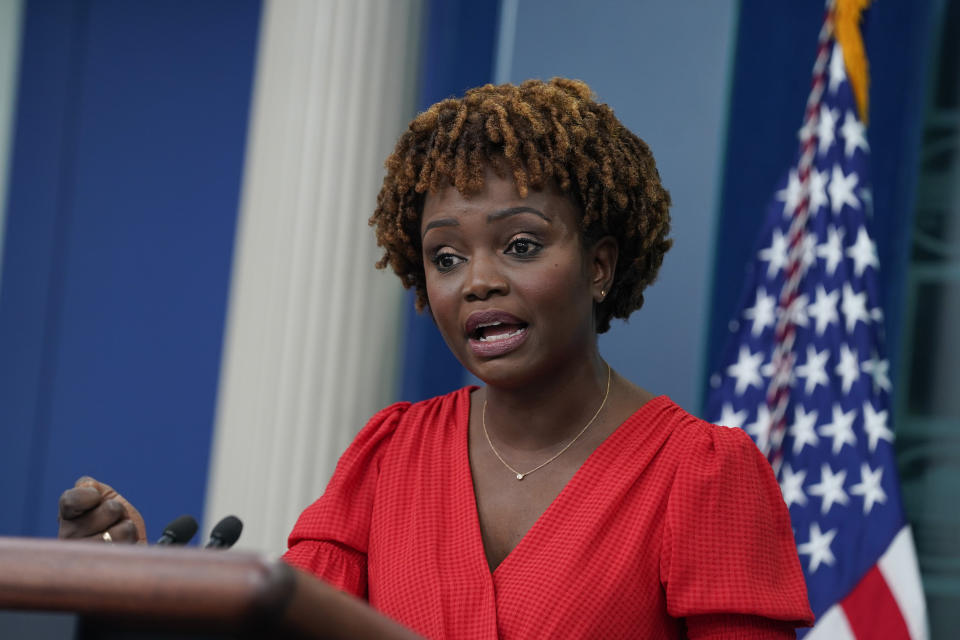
[516,473,524,480]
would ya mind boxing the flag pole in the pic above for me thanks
[766,1,836,473]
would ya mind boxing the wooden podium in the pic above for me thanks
[0,537,421,639]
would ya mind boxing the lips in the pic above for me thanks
[465,310,529,358]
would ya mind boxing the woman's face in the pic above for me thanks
[420,168,614,388]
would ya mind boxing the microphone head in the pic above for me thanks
[161,514,199,545]
[208,515,243,549]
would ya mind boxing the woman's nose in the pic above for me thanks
[462,253,508,301]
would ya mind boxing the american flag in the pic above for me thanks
[705,3,928,638]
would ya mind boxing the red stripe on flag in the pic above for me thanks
[840,565,911,640]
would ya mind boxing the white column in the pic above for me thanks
[205,0,423,554]
[0,0,24,281]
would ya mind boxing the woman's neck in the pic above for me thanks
[481,353,612,450]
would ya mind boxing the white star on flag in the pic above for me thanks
[727,345,765,394]
[850,463,887,514]
[861,352,891,393]
[789,405,820,455]
[807,285,840,335]
[808,463,849,515]
[759,228,789,277]
[744,404,772,452]
[798,522,838,573]
[810,167,830,215]
[840,110,869,157]
[862,401,894,453]
[828,164,860,214]
[834,343,860,393]
[776,169,802,218]
[846,226,879,277]
[795,345,830,395]
[817,105,839,154]
[841,282,869,333]
[816,225,845,276]
[743,287,776,336]
[780,463,808,509]
[818,403,857,455]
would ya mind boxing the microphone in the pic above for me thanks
[155,514,199,545]
[204,515,243,549]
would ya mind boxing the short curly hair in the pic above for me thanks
[370,78,672,333]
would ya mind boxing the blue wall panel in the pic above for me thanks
[502,0,739,412]
[0,0,85,539]
[0,0,261,539]
[399,0,501,402]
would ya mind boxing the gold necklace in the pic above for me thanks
[482,362,612,481]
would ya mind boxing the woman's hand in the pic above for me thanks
[58,476,147,543]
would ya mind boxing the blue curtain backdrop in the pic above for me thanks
[398,0,501,402]
[0,0,261,539]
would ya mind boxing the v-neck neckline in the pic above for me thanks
[454,387,672,580]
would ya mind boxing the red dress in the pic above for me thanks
[284,388,813,638]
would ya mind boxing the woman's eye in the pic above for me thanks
[506,237,542,257]
[431,252,464,271]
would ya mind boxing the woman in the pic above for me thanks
[60,79,813,638]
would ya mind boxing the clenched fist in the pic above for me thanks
[58,476,146,543]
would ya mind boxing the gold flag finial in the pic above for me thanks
[833,0,872,124]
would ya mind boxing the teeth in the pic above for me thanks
[478,327,525,342]
[477,321,503,329]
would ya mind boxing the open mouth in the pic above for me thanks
[472,321,529,342]
[464,311,530,357]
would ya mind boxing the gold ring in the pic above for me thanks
[102,531,113,543]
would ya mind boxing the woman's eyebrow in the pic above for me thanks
[487,206,550,223]
[422,218,460,234]
[422,206,549,235]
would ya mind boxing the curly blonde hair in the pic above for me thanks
[369,78,672,333]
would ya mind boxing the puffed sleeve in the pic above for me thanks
[282,401,410,599]
[659,421,814,638]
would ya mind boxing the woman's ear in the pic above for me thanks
[590,236,618,303]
